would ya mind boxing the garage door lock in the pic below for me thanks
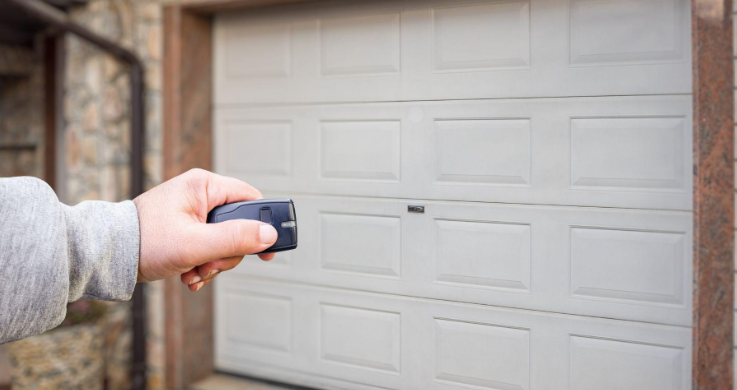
[408,205,425,213]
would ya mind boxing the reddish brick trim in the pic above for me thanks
[692,1,735,389]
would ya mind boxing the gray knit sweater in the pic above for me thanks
[0,177,139,344]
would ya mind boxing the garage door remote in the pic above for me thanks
[207,199,298,254]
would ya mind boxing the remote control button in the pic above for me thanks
[259,208,272,224]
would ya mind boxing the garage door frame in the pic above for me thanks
[162,1,735,388]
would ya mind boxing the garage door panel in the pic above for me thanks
[227,195,691,325]
[319,304,402,374]
[423,200,692,325]
[433,219,532,292]
[214,0,690,104]
[570,227,686,305]
[319,212,403,278]
[231,196,410,294]
[215,95,692,210]
[215,289,297,369]
[223,22,292,79]
[215,279,691,390]
[310,290,411,389]
[221,121,294,177]
[320,13,402,77]
[568,335,687,390]
[568,0,686,66]
[421,97,692,209]
[215,1,404,105]
[433,118,532,186]
[420,290,690,390]
[320,120,402,182]
[215,118,307,193]
[570,117,687,191]
[431,1,531,72]
[433,318,531,390]
[216,105,414,199]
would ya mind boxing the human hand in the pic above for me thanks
[133,169,277,291]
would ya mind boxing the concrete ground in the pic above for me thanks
[190,374,304,390]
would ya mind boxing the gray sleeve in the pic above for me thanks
[0,177,140,344]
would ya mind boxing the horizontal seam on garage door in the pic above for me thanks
[213,92,694,109]
[262,191,694,214]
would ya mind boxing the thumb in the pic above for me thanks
[189,219,278,263]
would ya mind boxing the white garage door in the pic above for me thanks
[213,0,693,389]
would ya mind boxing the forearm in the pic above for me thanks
[0,168,275,344]
[62,199,139,301]
[0,177,140,344]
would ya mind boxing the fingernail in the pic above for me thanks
[195,282,204,292]
[259,224,278,244]
[189,275,201,285]
[207,269,220,277]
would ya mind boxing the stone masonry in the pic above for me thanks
[63,1,166,388]
[0,42,45,180]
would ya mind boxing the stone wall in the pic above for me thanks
[0,43,45,180]
[63,1,166,388]
[0,42,35,77]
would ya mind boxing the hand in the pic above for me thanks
[133,169,277,291]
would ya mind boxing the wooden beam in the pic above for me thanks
[41,0,92,8]
[177,0,319,14]
[692,0,735,389]
[161,2,327,386]
[163,5,214,389]
[43,34,64,190]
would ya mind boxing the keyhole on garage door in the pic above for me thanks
[408,205,425,213]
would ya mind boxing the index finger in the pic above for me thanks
[205,172,263,211]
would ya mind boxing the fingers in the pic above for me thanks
[181,253,276,291]
[186,169,263,211]
[181,268,200,286]
[188,278,213,292]
[258,253,276,261]
[181,267,216,292]
[187,219,278,263]
[197,256,243,279]
[183,253,275,292]
[181,254,273,284]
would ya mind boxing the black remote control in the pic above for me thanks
[207,199,298,254]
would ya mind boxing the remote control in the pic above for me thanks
[207,199,298,254]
